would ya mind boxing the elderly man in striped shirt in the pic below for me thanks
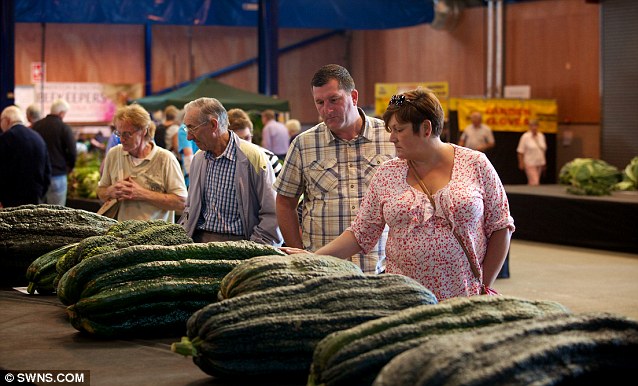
[179,97,282,246]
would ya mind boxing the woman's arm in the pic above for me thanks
[315,230,363,259]
[482,227,512,287]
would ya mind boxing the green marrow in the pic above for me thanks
[26,242,78,294]
[372,312,638,386]
[218,253,364,300]
[57,241,283,306]
[1,205,115,287]
[173,273,438,380]
[309,295,570,386]
[81,259,241,298]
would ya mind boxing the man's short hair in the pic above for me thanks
[311,64,355,92]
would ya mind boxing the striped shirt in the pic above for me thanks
[197,134,244,235]
[262,147,283,177]
[274,108,395,273]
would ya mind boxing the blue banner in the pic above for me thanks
[15,0,435,29]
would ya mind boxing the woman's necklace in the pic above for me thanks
[408,160,435,208]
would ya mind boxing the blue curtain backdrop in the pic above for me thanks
[15,0,435,29]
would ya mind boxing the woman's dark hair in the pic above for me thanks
[382,88,445,137]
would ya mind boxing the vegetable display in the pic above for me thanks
[372,312,638,386]
[172,273,438,381]
[0,204,116,286]
[308,296,570,386]
[59,241,285,338]
[67,151,101,199]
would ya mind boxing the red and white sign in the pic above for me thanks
[31,62,46,84]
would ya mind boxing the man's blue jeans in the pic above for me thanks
[45,174,67,206]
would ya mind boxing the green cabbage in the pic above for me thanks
[615,156,638,191]
[558,158,621,196]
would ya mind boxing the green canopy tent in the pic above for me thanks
[133,78,290,112]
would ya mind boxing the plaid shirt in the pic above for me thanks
[197,134,244,235]
[274,108,395,273]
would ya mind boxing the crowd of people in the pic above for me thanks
[1,63,547,301]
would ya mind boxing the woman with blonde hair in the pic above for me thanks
[97,104,187,222]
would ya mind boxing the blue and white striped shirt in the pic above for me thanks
[197,134,244,235]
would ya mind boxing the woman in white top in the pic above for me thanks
[516,118,547,186]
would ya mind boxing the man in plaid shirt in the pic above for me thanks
[274,64,395,273]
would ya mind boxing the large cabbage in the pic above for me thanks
[558,158,621,196]
[615,156,638,191]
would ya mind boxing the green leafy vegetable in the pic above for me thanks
[615,156,638,191]
[67,152,102,199]
[558,158,621,196]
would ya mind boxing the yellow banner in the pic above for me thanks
[375,82,449,118]
[454,98,558,133]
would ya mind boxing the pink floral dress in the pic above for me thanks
[349,145,514,300]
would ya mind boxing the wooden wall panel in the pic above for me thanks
[505,0,600,123]
[12,0,600,129]
[149,26,348,122]
[15,23,144,84]
[277,29,350,123]
[352,6,488,110]
[150,25,259,93]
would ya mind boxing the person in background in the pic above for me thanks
[100,125,120,175]
[283,88,514,301]
[165,105,182,156]
[517,118,547,186]
[179,97,281,245]
[285,118,301,144]
[97,104,187,222]
[154,105,179,153]
[177,109,198,188]
[26,104,42,127]
[260,109,290,159]
[227,108,253,129]
[32,98,76,206]
[274,64,395,273]
[459,111,495,153]
[0,106,51,208]
[104,125,120,154]
[228,108,282,178]
[90,130,107,152]
[151,109,164,128]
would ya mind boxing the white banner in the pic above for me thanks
[15,82,142,123]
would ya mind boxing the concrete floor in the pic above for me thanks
[495,239,638,321]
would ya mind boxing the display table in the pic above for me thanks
[505,185,638,253]
[0,289,300,386]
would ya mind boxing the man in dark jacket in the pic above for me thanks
[0,106,51,207]
[33,98,76,206]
